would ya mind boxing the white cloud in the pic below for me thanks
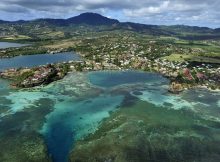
[123,1,170,16]
[0,0,219,27]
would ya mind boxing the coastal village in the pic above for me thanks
[0,35,219,92]
[0,52,219,92]
[81,55,220,92]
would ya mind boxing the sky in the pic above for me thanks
[0,0,219,28]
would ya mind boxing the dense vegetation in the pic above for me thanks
[1,13,220,42]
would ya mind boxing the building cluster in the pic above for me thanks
[21,66,55,87]
[79,51,220,90]
[0,64,66,88]
[0,68,18,79]
[1,34,219,90]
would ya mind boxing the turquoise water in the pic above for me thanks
[0,52,80,71]
[41,94,123,162]
[0,78,9,90]
[0,42,29,49]
[88,70,168,88]
[0,71,220,162]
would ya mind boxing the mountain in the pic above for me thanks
[163,25,213,33]
[0,12,220,40]
[33,18,67,26]
[214,28,220,33]
[0,20,9,24]
[66,13,119,26]
[119,22,175,36]
[0,12,217,30]
[31,13,119,26]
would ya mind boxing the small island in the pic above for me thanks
[0,63,70,88]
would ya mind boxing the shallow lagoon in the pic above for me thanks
[0,71,220,162]
[0,42,29,49]
[0,52,80,71]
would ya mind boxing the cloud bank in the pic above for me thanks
[0,0,219,28]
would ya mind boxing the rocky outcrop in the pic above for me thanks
[168,82,184,94]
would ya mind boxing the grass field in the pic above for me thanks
[163,54,191,62]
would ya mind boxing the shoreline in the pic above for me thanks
[0,63,70,88]
[1,66,219,94]
[0,47,219,92]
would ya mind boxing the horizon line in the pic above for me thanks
[0,12,219,29]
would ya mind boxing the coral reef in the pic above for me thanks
[0,98,54,162]
[70,100,220,162]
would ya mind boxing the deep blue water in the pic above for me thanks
[0,42,29,49]
[0,52,80,71]
[42,94,123,162]
[44,122,74,162]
